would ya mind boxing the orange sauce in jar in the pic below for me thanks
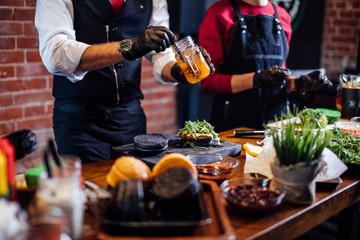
[175,48,211,84]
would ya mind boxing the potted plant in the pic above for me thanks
[267,110,329,204]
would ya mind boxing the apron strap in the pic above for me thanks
[229,0,282,34]
[229,0,247,31]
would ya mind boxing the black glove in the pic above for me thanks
[253,66,292,90]
[171,46,215,84]
[127,26,176,60]
[295,70,332,95]
[6,129,37,159]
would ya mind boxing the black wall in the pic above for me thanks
[286,0,326,69]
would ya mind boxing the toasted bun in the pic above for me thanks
[106,156,152,188]
[152,153,198,178]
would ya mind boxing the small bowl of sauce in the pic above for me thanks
[220,177,285,213]
[187,154,239,182]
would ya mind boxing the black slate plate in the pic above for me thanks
[111,135,242,168]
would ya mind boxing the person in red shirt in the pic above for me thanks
[199,0,331,131]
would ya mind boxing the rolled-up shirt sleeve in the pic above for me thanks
[145,0,177,85]
[35,0,90,82]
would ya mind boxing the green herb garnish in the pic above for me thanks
[178,120,220,147]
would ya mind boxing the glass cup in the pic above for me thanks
[337,74,360,118]
[351,116,360,123]
[33,155,85,240]
[172,36,211,84]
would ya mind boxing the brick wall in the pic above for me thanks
[321,0,360,79]
[0,0,177,171]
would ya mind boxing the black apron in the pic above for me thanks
[53,99,146,164]
[211,0,289,131]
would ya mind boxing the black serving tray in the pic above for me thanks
[100,185,212,236]
[111,135,241,168]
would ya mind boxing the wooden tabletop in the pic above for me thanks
[82,127,360,240]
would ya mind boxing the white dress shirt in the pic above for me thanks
[35,0,176,84]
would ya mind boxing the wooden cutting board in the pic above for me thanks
[111,135,241,168]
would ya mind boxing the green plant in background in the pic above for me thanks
[268,109,330,166]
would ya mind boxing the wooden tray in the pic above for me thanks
[111,135,241,168]
[97,180,235,240]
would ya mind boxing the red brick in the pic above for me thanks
[17,116,53,130]
[14,8,35,21]
[17,36,38,49]
[0,94,13,106]
[14,90,53,104]
[0,37,15,49]
[26,50,41,62]
[0,22,23,35]
[141,69,153,79]
[0,8,13,20]
[0,106,22,120]
[0,79,23,92]
[325,10,337,18]
[48,77,53,88]
[0,50,24,63]
[332,36,357,44]
[339,11,353,18]
[25,105,45,117]
[24,78,47,89]
[25,0,36,7]
[0,0,24,7]
[46,103,54,114]
[24,23,37,35]
[141,59,152,67]
[0,66,15,78]
[16,63,49,77]
[0,121,15,135]
[336,2,346,8]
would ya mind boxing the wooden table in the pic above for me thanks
[82,127,360,240]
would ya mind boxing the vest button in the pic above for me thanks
[112,27,118,32]
[121,82,126,87]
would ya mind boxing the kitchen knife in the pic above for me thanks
[233,130,265,137]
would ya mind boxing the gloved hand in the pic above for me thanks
[253,66,292,90]
[171,46,215,84]
[126,26,176,60]
[295,70,332,95]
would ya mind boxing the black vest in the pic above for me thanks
[53,0,153,106]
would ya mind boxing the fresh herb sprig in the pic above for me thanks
[327,128,360,163]
[269,110,329,166]
[178,120,220,145]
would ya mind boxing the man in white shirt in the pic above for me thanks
[35,0,213,163]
